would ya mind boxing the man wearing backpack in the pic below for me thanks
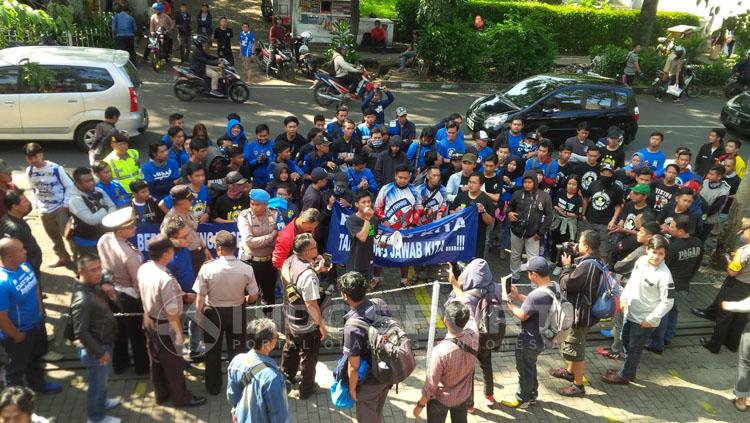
[339,272,391,422]
[602,235,674,385]
[501,256,556,409]
[227,318,290,423]
[413,301,478,422]
[551,230,603,397]
[447,259,504,410]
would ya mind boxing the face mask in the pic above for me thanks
[370,139,383,148]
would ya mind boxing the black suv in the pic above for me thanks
[466,74,639,146]
[721,91,750,135]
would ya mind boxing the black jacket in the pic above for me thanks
[71,282,118,359]
[560,255,603,328]
[694,141,724,177]
[190,46,219,77]
[374,149,407,187]
[0,215,42,274]
[508,170,554,238]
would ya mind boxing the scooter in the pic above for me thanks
[725,74,750,99]
[292,31,318,79]
[255,39,295,81]
[145,26,168,72]
[172,58,250,103]
[312,68,374,107]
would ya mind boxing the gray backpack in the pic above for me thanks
[345,314,416,385]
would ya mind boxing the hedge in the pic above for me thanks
[396,0,701,54]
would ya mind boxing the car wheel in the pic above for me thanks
[75,121,99,152]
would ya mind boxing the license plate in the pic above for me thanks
[466,117,475,130]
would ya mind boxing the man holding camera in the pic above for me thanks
[508,170,554,284]
[550,230,604,397]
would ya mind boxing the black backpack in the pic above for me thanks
[465,288,506,351]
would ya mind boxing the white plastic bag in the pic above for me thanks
[666,84,683,97]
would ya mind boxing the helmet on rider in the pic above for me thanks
[151,2,164,12]
[674,45,686,58]
[335,44,348,54]
[193,34,209,49]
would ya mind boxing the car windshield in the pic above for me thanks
[503,76,571,108]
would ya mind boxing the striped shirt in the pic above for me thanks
[422,324,478,407]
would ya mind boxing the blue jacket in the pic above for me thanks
[406,141,438,170]
[226,119,248,151]
[244,139,275,186]
[356,122,380,145]
[227,351,290,423]
[267,160,303,182]
[96,180,130,208]
[302,151,334,176]
[436,127,465,145]
[361,91,395,125]
[112,12,136,37]
[167,247,195,293]
[326,121,345,140]
[141,159,180,201]
[168,148,189,169]
[346,167,378,193]
[387,118,416,141]
[239,31,255,57]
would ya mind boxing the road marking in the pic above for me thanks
[134,382,147,396]
[414,285,445,329]
[638,125,720,128]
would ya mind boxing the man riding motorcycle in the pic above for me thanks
[266,17,288,77]
[190,34,223,97]
[735,49,750,86]
[143,2,174,62]
[332,44,363,95]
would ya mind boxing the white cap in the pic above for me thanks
[102,207,135,229]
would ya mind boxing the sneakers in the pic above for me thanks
[500,398,534,409]
[87,416,121,423]
[549,368,574,382]
[655,97,664,103]
[485,395,496,408]
[104,398,121,410]
[42,350,64,362]
[38,381,62,394]
[209,90,224,97]
[596,346,624,360]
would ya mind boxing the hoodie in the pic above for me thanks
[508,170,554,239]
[266,163,300,206]
[225,119,248,151]
[447,259,500,308]
[524,155,558,189]
[374,136,407,187]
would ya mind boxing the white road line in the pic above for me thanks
[638,124,721,128]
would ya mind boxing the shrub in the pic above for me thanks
[483,15,557,82]
[589,44,630,78]
[394,0,419,42]
[693,59,734,87]
[417,21,487,81]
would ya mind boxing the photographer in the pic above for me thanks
[550,230,604,397]
[508,170,554,283]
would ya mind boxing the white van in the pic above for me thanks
[0,46,148,151]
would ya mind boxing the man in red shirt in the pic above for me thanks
[0,160,18,219]
[370,20,386,48]
[272,208,322,269]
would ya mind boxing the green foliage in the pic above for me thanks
[483,15,557,82]
[325,20,360,64]
[394,0,419,41]
[675,32,708,64]
[417,20,486,81]
[18,59,56,92]
[417,0,467,25]
[0,0,56,47]
[394,0,700,54]
[589,44,629,77]
[723,12,750,53]
[693,58,735,86]
[361,0,397,19]
[46,1,75,33]
[636,47,664,80]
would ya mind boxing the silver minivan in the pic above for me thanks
[0,46,148,151]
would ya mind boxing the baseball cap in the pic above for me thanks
[213,230,237,248]
[102,207,135,229]
[607,126,623,138]
[312,133,333,146]
[462,152,477,163]
[310,167,332,182]
[600,162,615,172]
[0,159,13,174]
[520,256,549,276]
[525,132,539,141]
[226,171,248,185]
[631,183,650,195]
[396,107,407,117]
[249,189,270,204]
[170,185,194,202]
[474,130,491,141]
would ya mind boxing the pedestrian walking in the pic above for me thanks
[239,22,255,84]
[175,2,191,63]
[112,4,137,64]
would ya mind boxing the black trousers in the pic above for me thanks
[177,30,191,62]
[203,305,247,395]
[427,398,468,423]
[143,317,193,406]
[1,324,47,390]
[115,36,136,64]
[113,292,149,374]
[280,329,321,396]
[248,259,277,316]
[706,277,750,352]
[217,45,234,65]
[467,345,494,407]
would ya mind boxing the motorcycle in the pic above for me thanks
[724,74,750,99]
[255,39,295,81]
[651,65,700,99]
[292,31,318,79]
[312,68,374,108]
[145,27,168,72]
[172,58,250,103]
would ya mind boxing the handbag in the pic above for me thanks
[666,84,683,97]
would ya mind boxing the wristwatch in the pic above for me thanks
[416,402,426,408]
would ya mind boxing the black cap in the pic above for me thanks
[311,167,332,182]
[226,171,248,185]
[170,185,194,202]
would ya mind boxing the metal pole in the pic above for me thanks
[425,279,440,366]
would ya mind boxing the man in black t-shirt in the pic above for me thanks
[555,145,576,191]
[599,126,626,170]
[657,187,697,237]
[574,147,601,195]
[213,17,234,64]
[211,171,250,222]
[451,173,496,259]
[345,191,378,280]
[616,183,650,237]
[481,154,502,205]
[582,163,623,260]
[649,163,679,212]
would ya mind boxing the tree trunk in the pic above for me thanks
[350,0,360,42]
[712,156,750,268]
[635,0,659,46]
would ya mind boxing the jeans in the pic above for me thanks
[1,323,46,390]
[80,344,113,422]
[620,320,655,379]
[426,399,468,423]
[736,321,750,398]
[651,290,687,350]
[510,233,540,279]
[610,307,624,353]
[515,346,541,402]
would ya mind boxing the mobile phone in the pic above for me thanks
[322,253,333,268]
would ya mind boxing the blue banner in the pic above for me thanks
[327,203,478,267]
[133,223,240,257]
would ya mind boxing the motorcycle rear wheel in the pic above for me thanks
[228,82,250,103]
[686,82,700,98]
[151,51,161,72]
[174,80,197,101]
[280,63,295,81]
[313,83,335,107]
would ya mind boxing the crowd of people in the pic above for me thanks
[0,83,748,422]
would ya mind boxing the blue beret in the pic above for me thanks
[250,189,270,204]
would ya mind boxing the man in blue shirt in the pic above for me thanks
[436,116,465,146]
[302,134,336,185]
[141,143,180,202]
[388,106,416,142]
[227,318,290,423]
[93,161,130,208]
[361,86,394,125]
[437,121,465,177]
[407,127,439,172]
[346,154,379,194]
[244,124,275,189]
[638,132,667,172]
[0,238,62,394]
[327,106,349,141]
[112,4,137,64]
[239,22,255,84]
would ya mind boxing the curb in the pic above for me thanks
[632,86,724,97]
[382,80,508,91]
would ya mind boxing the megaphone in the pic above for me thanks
[378,231,403,249]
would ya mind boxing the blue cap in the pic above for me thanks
[268,197,287,210]
[152,2,164,12]
[249,189,270,204]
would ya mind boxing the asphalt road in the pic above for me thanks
[2,68,742,172]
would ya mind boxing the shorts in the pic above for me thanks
[560,326,589,362]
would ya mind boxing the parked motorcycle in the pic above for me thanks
[312,68,374,107]
[725,74,750,99]
[292,31,318,79]
[255,40,295,81]
[146,27,168,72]
[172,58,250,103]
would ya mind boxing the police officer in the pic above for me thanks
[280,233,330,400]
[138,235,206,408]
[237,189,278,316]
[162,185,212,275]
[193,230,259,395]
[97,207,149,375]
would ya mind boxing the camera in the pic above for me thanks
[322,253,333,269]
[555,242,579,266]
[513,219,529,233]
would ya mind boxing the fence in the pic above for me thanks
[0,26,114,49]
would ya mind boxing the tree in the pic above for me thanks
[418,0,467,25]
[634,0,659,46]
[350,0,360,43]
[713,162,750,268]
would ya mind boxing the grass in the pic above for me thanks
[361,0,398,20]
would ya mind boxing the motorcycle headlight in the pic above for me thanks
[484,114,508,129]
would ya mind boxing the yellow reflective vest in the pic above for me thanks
[104,149,142,194]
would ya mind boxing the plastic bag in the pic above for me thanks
[330,359,371,409]
[666,84,683,97]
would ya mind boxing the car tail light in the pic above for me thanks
[129,87,138,113]
[633,106,640,123]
